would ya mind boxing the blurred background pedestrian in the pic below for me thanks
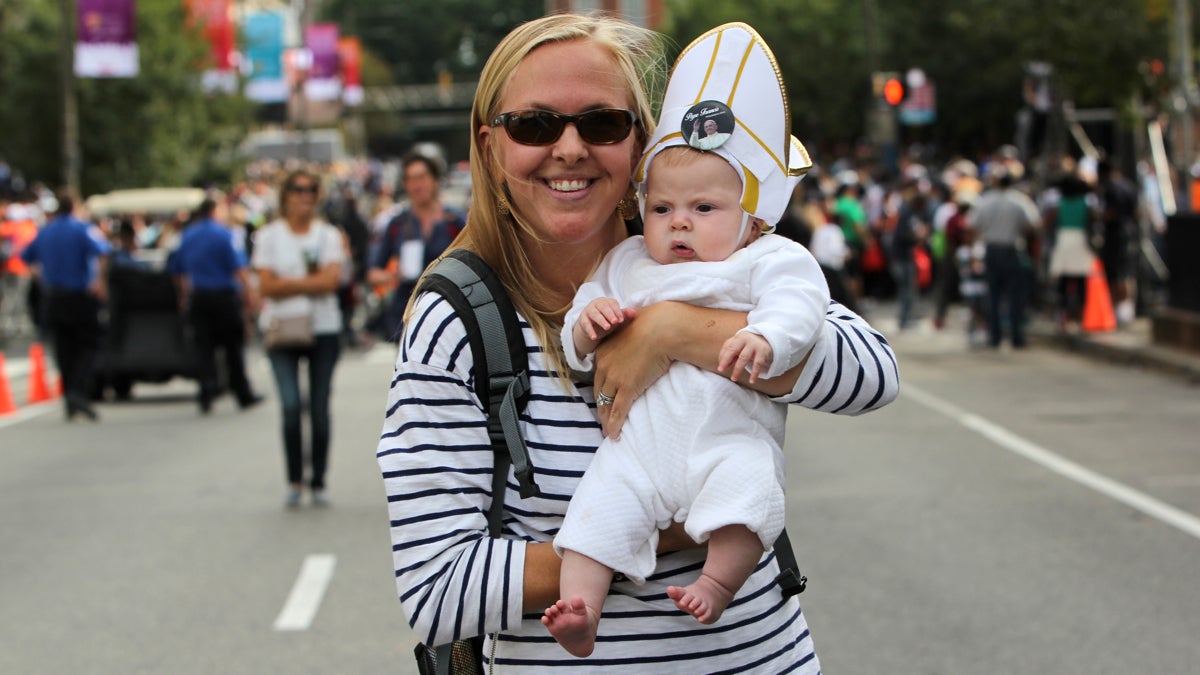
[19,190,109,420]
[365,152,464,342]
[252,169,346,507]
[169,197,262,414]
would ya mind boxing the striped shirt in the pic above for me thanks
[377,294,899,672]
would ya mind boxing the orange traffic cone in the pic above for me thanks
[0,354,16,416]
[1082,258,1117,333]
[27,342,59,404]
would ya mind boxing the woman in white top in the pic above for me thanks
[252,169,347,507]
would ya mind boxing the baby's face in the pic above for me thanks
[642,151,749,265]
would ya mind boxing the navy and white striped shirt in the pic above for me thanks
[377,294,898,672]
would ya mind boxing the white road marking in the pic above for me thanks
[273,554,337,631]
[904,382,1200,541]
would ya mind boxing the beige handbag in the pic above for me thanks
[263,315,314,350]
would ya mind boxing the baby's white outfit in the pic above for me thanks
[554,234,829,583]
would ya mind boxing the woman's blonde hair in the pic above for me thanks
[409,12,666,382]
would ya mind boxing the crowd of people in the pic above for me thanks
[776,145,1159,347]
[0,154,465,509]
[0,153,470,350]
[2,138,1163,364]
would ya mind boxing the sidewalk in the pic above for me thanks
[1027,314,1200,384]
[862,296,1200,385]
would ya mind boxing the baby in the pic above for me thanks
[542,23,830,657]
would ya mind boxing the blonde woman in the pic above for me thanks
[377,13,899,671]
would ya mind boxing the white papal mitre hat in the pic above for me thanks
[635,22,811,229]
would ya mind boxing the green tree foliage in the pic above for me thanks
[320,0,545,84]
[665,0,1168,160]
[0,1,252,195]
[0,2,66,189]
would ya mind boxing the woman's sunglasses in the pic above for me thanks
[491,109,637,146]
[288,184,319,195]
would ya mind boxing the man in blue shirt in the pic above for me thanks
[21,191,110,420]
[170,198,262,414]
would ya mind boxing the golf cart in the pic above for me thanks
[86,188,210,400]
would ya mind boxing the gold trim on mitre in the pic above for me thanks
[790,136,813,177]
[741,166,761,215]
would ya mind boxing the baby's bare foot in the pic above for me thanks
[667,574,735,624]
[541,596,600,657]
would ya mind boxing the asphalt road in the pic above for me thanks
[2,317,1198,673]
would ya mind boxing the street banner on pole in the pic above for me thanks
[338,37,363,107]
[75,0,139,78]
[243,11,287,103]
[186,0,236,93]
[304,23,341,102]
[898,68,936,126]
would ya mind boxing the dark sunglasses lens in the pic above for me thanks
[505,112,564,145]
[578,110,634,144]
[290,185,317,194]
[502,110,634,145]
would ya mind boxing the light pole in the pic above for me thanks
[1173,0,1194,210]
[293,0,313,162]
[59,0,80,194]
[294,46,312,162]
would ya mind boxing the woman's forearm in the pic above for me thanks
[651,303,805,396]
[258,266,341,299]
[592,302,805,438]
[523,542,562,611]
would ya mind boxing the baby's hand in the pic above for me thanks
[579,297,628,341]
[718,332,775,384]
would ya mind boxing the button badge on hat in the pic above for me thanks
[683,101,734,151]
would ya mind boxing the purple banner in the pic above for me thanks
[304,23,340,101]
[76,0,138,78]
[305,24,339,79]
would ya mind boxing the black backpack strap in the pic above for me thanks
[417,249,540,500]
[773,528,807,598]
[416,250,536,675]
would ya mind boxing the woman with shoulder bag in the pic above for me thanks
[253,169,347,507]
[377,14,900,672]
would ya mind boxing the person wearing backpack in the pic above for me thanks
[377,14,899,673]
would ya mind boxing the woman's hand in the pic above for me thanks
[592,302,679,439]
[593,302,806,438]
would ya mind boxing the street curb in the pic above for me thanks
[1030,330,1200,385]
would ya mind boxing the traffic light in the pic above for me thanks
[883,77,905,106]
[872,71,906,107]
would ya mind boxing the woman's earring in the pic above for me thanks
[617,191,638,221]
[497,194,510,217]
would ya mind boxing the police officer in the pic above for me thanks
[170,197,262,414]
[20,191,109,420]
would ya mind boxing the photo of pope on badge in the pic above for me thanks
[683,100,735,151]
